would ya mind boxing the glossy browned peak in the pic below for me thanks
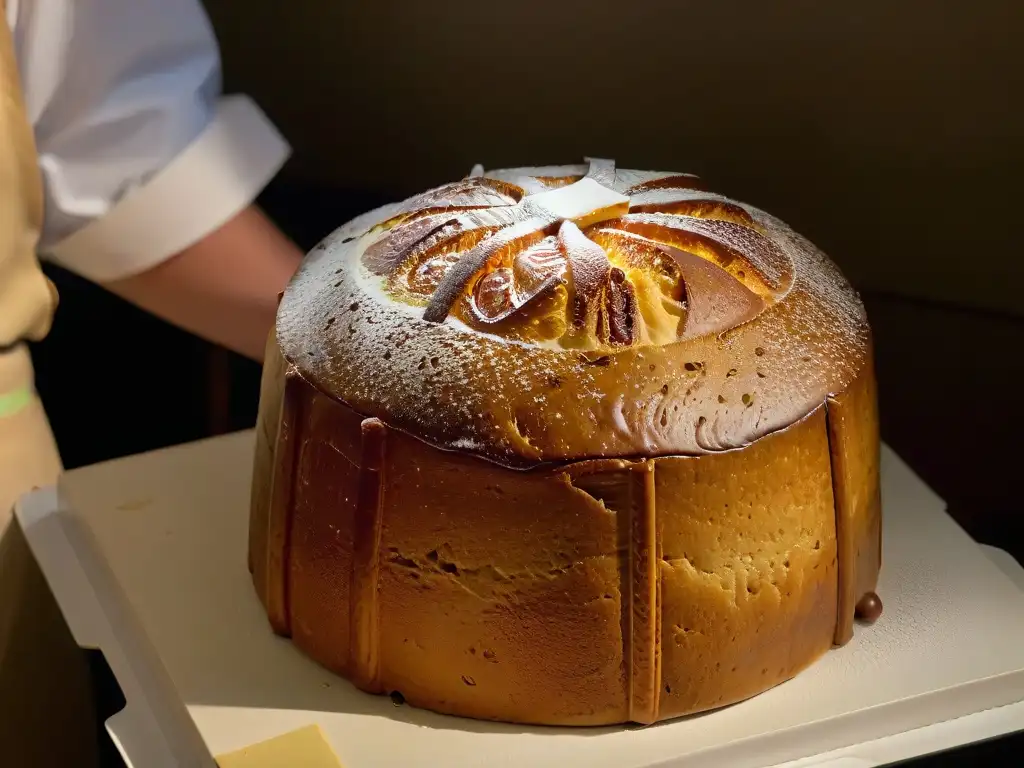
[277,160,871,467]
[363,159,786,349]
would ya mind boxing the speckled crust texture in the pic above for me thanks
[249,375,877,725]
[656,406,838,718]
[276,164,870,468]
[249,163,882,726]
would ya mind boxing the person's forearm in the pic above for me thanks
[105,205,302,362]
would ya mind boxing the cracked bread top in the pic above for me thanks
[276,159,870,468]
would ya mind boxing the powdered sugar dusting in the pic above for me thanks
[617,213,793,294]
[277,164,870,467]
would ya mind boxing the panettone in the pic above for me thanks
[249,159,882,726]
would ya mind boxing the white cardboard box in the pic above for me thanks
[15,432,1024,767]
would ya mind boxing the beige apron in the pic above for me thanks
[0,0,62,520]
[0,5,100,765]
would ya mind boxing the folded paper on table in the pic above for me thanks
[216,724,342,767]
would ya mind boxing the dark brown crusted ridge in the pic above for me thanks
[469,237,565,324]
[629,461,661,723]
[424,217,552,323]
[561,457,661,723]
[825,347,882,646]
[621,172,705,194]
[250,345,301,636]
[384,177,524,222]
[603,267,638,346]
[350,418,388,692]
[559,220,611,329]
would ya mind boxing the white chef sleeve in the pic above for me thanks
[10,0,291,283]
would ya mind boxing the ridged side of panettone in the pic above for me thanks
[249,160,883,725]
[828,351,882,644]
[248,342,880,725]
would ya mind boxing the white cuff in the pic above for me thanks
[46,95,291,283]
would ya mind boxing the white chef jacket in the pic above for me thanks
[6,0,290,284]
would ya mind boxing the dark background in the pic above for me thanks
[24,2,1024,764]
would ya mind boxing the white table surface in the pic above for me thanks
[15,432,1024,768]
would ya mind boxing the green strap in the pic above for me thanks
[0,386,31,418]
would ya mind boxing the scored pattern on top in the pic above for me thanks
[361,159,795,351]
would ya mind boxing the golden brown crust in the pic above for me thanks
[828,347,883,645]
[285,382,362,673]
[251,375,875,725]
[248,330,281,583]
[276,161,870,468]
[349,418,388,691]
[251,161,883,726]
[249,332,297,635]
[657,406,838,717]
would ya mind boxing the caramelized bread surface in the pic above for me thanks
[250,372,878,725]
[250,160,882,725]
[276,160,870,467]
